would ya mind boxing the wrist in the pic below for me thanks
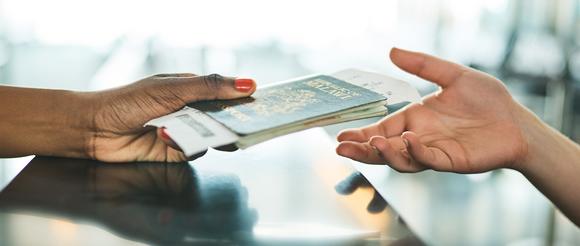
[0,86,97,159]
[510,102,580,226]
[512,102,570,176]
[28,89,97,158]
[62,91,99,159]
[37,90,96,158]
[511,103,543,172]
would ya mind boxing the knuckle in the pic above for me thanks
[201,73,225,92]
[153,73,172,78]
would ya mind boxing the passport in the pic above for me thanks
[189,75,387,135]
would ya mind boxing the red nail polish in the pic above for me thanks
[235,78,255,92]
[160,128,171,140]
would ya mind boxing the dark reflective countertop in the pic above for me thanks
[0,129,422,245]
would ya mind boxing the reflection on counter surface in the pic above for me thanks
[0,129,422,245]
[0,158,256,245]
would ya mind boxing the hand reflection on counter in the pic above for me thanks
[334,172,422,246]
[335,171,388,214]
[0,157,257,245]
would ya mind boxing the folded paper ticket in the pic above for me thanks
[146,69,420,156]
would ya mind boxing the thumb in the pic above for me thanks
[389,47,467,88]
[165,74,256,102]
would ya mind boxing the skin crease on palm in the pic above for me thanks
[336,48,528,174]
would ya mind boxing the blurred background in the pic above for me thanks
[0,0,578,245]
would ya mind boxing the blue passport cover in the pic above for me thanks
[189,75,386,135]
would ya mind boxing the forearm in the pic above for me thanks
[0,85,93,158]
[517,105,580,226]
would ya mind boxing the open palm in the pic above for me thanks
[336,48,528,173]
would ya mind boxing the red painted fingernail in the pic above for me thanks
[160,127,172,140]
[234,78,255,92]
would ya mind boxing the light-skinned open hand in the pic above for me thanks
[336,48,528,173]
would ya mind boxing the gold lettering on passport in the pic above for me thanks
[304,79,361,100]
[248,88,319,116]
[221,104,251,122]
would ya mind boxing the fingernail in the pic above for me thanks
[235,78,255,92]
[160,127,172,140]
[403,138,409,148]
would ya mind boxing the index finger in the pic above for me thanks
[337,109,406,143]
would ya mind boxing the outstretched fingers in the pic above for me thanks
[401,131,454,171]
[368,136,426,172]
[337,130,458,173]
[336,141,385,164]
[337,126,380,143]
[337,111,406,143]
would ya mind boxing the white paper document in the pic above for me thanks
[332,69,421,104]
[147,107,239,156]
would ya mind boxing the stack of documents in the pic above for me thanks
[146,69,420,156]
